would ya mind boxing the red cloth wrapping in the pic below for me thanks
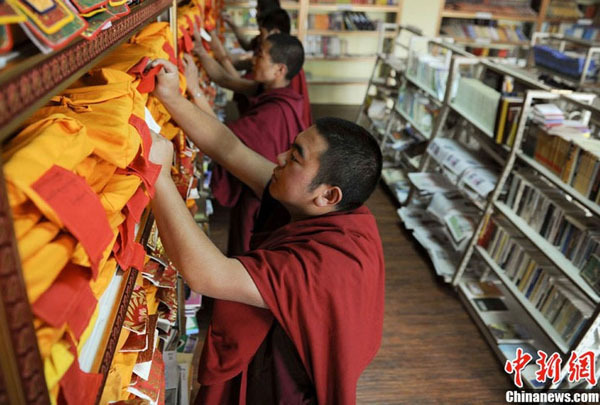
[210,86,305,255]
[198,204,385,404]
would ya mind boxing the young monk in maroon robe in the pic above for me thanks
[200,9,313,128]
[151,57,385,404]
[188,33,306,255]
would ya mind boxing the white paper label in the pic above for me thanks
[475,12,492,19]
[578,19,593,26]
[200,28,212,42]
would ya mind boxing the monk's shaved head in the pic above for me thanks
[310,118,382,211]
[266,33,304,80]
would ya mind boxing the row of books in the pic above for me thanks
[304,35,348,56]
[479,216,592,347]
[444,0,535,16]
[407,53,452,102]
[442,23,528,43]
[397,84,439,135]
[311,0,396,4]
[503,169,600,277]
[542,22,600,42]
[546,0,583,20]
[522,122,600,203]
[308,11,375,30]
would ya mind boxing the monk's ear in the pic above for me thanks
[314,186,342,208]
[275,63,288,81]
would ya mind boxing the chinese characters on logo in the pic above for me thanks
[504,350,596,387]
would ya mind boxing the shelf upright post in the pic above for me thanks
[451,89,536,286]
[404,53,462,205]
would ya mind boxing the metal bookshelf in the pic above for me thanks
[392,42,600,388]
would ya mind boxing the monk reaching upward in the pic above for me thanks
[151,58,385,404]
[184,33,306,256]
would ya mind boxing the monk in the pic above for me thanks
[150,57,385,404]
[187,32,306,255]
[198,8,312,126]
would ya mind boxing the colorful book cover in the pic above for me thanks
[0,0,26,24]
[473,297,508,312]
[15,0,73,34]
[581,254,600,293]
[70,0,106,14]
[80,6,114,40]
[124,284,148,335]
[488,321,532,342]
[20,0,86,52]
[0,24,12,53]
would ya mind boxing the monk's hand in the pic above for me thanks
[152,58,180,104]
[209,30,228,62]
[182,53,201,96]
[192,28,209,57]
[149,130,173,179]
[222,12,234,28]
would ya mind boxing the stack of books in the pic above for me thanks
[522,125,600,202]
[304,35,346,57]
[407,53,452,101]
[546,0,583,20]
[442,23,528,43]
[503,169,600,278]
[479,216,593,346]
[397,84,439,135]
[532,104,564,127]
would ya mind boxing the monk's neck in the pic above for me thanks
[263,80,290,91]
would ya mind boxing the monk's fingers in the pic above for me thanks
[152,58,177,74]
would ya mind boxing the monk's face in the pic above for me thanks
[252,40,285,84]
[269,126,329,217]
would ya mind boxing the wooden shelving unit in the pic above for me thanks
[0,0,205,403]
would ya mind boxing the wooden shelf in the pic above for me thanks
[474,246,570,353]
[441,8,538,22]
[306,54,377,61]
[495,201,600,304]
[0,0,173,143]
[515,152,600,218]
[450,37,530,49]
[308,3,399,12]
[307,77,369,84]
[306,29,394,37]
[225,0,300,9]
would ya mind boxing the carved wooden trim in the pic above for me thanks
[0,156,50,405]
[94,211,155,404]
[0,0,172,139]
[94,267,139,405]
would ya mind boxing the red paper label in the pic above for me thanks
[32,165,113,271]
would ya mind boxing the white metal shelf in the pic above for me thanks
[404,72,443,105]
[475,245,570,354]
[494,201,600,304]
[515,151,600,218]
[394,105,431,140]
[457,280,556,390]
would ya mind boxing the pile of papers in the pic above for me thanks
[532,103,564,127]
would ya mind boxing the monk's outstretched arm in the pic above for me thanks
[149,133,267,308]
[152,58,275,198]
[192,37,259,97]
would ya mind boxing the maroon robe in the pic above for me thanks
[210,86,305,255]
[196,187,385,404]
[234,70,312,129]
